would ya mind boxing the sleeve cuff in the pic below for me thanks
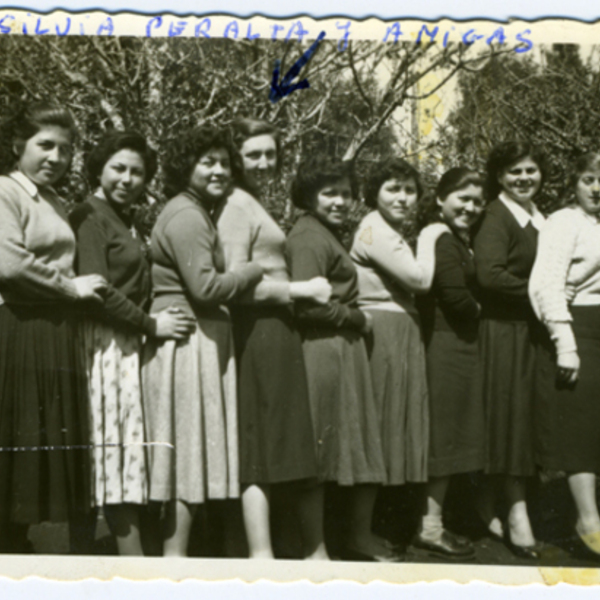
[547,321,578,355]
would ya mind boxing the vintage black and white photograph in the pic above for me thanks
[0,11,599,584]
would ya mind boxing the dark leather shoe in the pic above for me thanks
[413,530,475,559]
[504,538,544,560]
[340,546,404,563]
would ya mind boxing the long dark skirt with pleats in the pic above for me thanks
[0,303,90,525]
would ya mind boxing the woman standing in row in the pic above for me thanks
[216,118,331,560]
[416,168,486,559]
[143,125,264,556]
[286,154,398,561]
[0,102,107,549]
[474,141,546,558]
[350,158,447,550]
[70,131,196,555]
[530,152,600,557]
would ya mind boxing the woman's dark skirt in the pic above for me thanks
[302,326,386,486]
[426,329,485,478]
[480,317,540,477]
[365,309,428,485]
[230,305,317,485]
[0,303,90,525]
[535,306,600,473]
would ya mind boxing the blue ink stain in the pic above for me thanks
[146,16,161,37]
[97,16,114,36]
[168,20,186,37]
[224,20,239,39]
[269,30,326,103]
[246,23,260,40]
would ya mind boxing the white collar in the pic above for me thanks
[499,192,545,230]
[9,170,40,198]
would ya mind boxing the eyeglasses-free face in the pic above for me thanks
[497,156,542,205]
[188,147,232,204]
[100,149,147,207]
[437,183,485,232]
[576,169,600,216]
[310,176,353,229]
[15,125,74,187]
[240,134,278,195]
[376,177,419,226]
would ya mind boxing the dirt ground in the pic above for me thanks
[22,474,600,567]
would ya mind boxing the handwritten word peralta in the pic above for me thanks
[0,13,534,54]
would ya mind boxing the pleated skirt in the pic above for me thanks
[535,306,600,472]
[480,317,538,477]
[0,303,90,524]
[302,327,386,486]
[142,307,239,503]
[230,305,317,484]
[365,309,429,485]
[82,321,148,506]
[426,329,485,478]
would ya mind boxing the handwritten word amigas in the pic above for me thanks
[0,13,534,53]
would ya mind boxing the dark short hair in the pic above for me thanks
[363,157,424,209]
[290,154,357,210]
[569,152,600,189]
[0,101,78,174]
[436,167,484,200]
[86,130,157,188]
[163,124,237,198]
[485,141,547,200]
[231,117,282,178]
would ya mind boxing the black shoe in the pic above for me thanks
[339,546,404,563]
[413,530,475,560]
[504,537,545,560]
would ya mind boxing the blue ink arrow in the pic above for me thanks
[269,31,326,103]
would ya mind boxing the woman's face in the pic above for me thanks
[438,183,485,232]
[100,148,146,207]
[188,147,232,203]
[15,124,73,187]
[497,155,542,204]
[376,176,419,225]
[311,177,352,229]
[239,134,278,194]
[576,168,600,215]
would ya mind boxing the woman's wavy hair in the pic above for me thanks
[290,154,358,210]
[0,101,78,175]
[86,130,157,189]
[485,140,548,200]
[162,124,239,198]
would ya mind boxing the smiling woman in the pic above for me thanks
[69,131,197,556]
[530,152,600,559]
[473,141,547,559]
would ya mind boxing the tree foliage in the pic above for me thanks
[0,34,514,237]
[439,44,600,214]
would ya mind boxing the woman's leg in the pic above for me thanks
[475,475,504,538]
[419,476,449,542]
[347,484,393,555]
[505,475,536,547]
[103,504,144,556]
[163,500,197,557]
[242,483,274,559]
[294,481,329,560]
[569,472,600,551]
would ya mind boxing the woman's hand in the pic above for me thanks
[290,277,332,305]
[152,307,197,340]
[73,275,107,302]
[360,310,373,336]
[557,351,580,385]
